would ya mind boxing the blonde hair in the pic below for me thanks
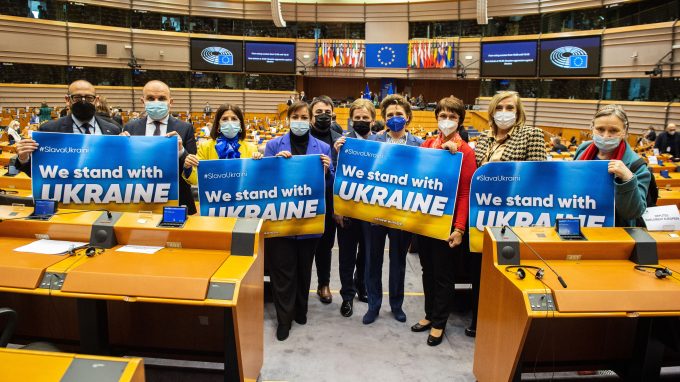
[592,104,629,131]
[487,91,526,134]
[349,98,376,120]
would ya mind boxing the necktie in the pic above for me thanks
[153,121,161,136]
[82,122,91,134]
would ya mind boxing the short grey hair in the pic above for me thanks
[592,104,629,131]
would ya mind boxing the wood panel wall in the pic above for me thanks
[476,96,677,135]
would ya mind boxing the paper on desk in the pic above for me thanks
[642,205,680,231]
[116,245,163,254]
[13,239,88,255]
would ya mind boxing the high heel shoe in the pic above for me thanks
[427,328,445,346]
[411,321,431,332]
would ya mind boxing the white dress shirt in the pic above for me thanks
[144,115,169,136]
[71,115,101,135]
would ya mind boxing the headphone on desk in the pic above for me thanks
[634,265,673,279]
[505,265,545,281]
[68,246,105,258]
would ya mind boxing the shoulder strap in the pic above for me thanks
[629,157,647,173]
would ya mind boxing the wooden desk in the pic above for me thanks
[473,227,680,382]
[658,189,680,207]
[0,169,31,190]
[0,348,144,382]
[0,207,264,382]
[656,172,680,187]
[0,151,12,166]
[0,141,17,153]
[547,152,573,159]
[649,163,679,173]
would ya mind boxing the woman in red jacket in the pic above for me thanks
[411,96,477,346]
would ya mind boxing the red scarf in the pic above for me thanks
[578,140,626,161]
[430,132,462,150]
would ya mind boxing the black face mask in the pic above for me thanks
[71,100,96,122]
[314,113,332,132]
[352,121,371,136]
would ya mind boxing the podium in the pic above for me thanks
[0,205,264,382]
[473,226,680,382]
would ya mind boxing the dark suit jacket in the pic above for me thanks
[654,132,680,158]
[459,128,469,143]
[123,116,198,215]
[16,115,121,176]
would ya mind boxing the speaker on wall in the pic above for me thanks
[96,44,107,55]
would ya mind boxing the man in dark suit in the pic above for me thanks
[14,80,122,176]
[309,95,343,304]
[123,80,197,215]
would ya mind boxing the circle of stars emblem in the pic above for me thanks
[377,46,396,66]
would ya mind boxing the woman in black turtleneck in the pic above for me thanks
[263,101,333,341]
[307,95,343,306]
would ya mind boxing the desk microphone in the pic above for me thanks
[0,208,113,223]
[501,225,568,288]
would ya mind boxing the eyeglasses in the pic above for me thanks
[68,94,96,103]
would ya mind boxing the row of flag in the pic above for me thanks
[316,41,365,68]
[408,41,455,69]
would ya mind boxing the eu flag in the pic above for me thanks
[366,44,408,68]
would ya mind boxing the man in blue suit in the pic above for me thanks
[123,80,197,215]
[14,80,121,176]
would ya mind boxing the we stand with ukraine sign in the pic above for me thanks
[197,156,326,238]
[468,161,616,252]
[31,132,179,212]
[333,138,462,240]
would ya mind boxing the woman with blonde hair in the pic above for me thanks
[467,91,546,338]
[474,91,546,166]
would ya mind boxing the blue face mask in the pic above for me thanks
[145,101,169,121]
[593,134,621,153]
[220,121,241,139]
[386,116,407,132]
[290,120,310,136]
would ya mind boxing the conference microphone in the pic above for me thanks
[501,225,568,288]
[0,208,113,223]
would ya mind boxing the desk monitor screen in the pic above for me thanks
[556,218,582,239]
[32,199,58,218]
[162,206,187,225]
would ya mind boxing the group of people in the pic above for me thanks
[645,123,680,159]
[9,80,652,347]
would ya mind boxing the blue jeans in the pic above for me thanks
[364,223,412,312]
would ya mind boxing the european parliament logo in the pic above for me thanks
[550,46,588,69]
[201,46,234,66]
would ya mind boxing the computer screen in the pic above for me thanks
[539,36,601,77]
[244,42,296,74]
[556,218,581,237]
[190,38,244,72]
[163,206,187,224]
[480,41,538,77]
[33,199,57,216]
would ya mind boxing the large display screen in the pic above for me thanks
[190,38,243,72]
[539,36,601,77]
[245,42,296,74]
[480,41,538,77]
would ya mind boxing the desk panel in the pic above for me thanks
[62,248,230,300]
[0,237,70,289]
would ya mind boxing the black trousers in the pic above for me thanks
[337,217,367,301]
[313,194,336,287]
[468,251,482,330]
[266,237,318,327]
[418,235,458,330]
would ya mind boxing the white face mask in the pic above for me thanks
[494,111,516,130]
[290,120,310,136]
[438,119,458,137]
